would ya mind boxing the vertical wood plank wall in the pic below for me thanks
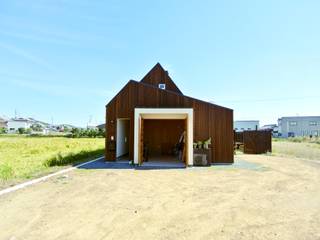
[143,119,185,156]
[243,131,272,154]
[106,80,234,164]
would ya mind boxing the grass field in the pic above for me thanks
[0,136,104,188]
[272,138,320,161]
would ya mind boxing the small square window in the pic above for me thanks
[158,83,166,90]
[309,121,317,126]
[289,121,297,126]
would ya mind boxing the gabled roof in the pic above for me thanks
[140,63,183,95]
[9,118,34,123]
[106,79,232,111]
[106,63,232,111]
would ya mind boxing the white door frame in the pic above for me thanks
[134,108,193,166]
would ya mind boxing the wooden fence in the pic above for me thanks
[234,130,272,154]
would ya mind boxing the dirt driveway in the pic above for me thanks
[1,155,320,240]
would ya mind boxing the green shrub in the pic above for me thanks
[18,128,25,134]
[70,128,104,138]
[0,128,7,134]
[25,128,32,134]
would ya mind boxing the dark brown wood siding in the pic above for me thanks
[140,63,183,94]
[105,80,234,164]
[243,130,272,154]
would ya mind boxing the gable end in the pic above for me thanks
[140,63,183,95]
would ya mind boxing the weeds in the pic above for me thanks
[45,149,104,166]
[272,140,320,160]
[0,137,104,183]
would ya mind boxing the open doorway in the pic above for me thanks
[116,119,130,159]
[134,108,193,167]
[143,119,185,164]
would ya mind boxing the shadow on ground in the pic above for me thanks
[77,158,186,170]
[77,157,268,171]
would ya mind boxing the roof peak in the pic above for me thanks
[140,63,183,95]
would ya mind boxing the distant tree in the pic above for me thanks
[71,128,81,138]
[63,126,70,132]
[98,128,105,137]
[70,127,102,138]
[0,127,7,134]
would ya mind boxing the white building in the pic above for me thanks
[234,120,259,132]
[7,118,33,133]
[278,116,320,138]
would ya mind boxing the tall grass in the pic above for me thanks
[272,140,320,161]
[0,136,104,185]
[273,136,320,144]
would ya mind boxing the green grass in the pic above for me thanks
[0,136,104,186]
[272,139,320,161]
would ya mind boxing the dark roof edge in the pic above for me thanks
[105,80,135,107]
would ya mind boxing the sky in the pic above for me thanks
[0,0,319,127]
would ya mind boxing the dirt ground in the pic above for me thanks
[1,154,320,240]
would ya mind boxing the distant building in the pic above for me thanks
[260,124,279,137]
[234,120,259,132]
[278,116,320,138]
[7,118,33,133]
[0,117,8,129]
[96,123,105,130]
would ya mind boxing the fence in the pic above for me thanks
[234,130,272,154]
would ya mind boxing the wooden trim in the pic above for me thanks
[133,108,193,166]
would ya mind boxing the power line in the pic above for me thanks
[215,95,320,103]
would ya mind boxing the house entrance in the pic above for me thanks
[134,108,194,167]
[143,119,186,164]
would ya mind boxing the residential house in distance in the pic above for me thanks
[7,118,33,133]
[234,120,259,132]
[260,124,279,137]
[278,116,320,138]
[96,124,105,130]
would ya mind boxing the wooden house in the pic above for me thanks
[105,63,234,166]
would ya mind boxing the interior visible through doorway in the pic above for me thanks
[143,119,185,164]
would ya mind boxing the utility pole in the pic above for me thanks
[87,115,93,128]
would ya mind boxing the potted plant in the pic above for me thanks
[203,138,211,149]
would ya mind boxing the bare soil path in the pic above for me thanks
[1,155,320,240]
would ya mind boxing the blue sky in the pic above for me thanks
[1,0,319,127]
